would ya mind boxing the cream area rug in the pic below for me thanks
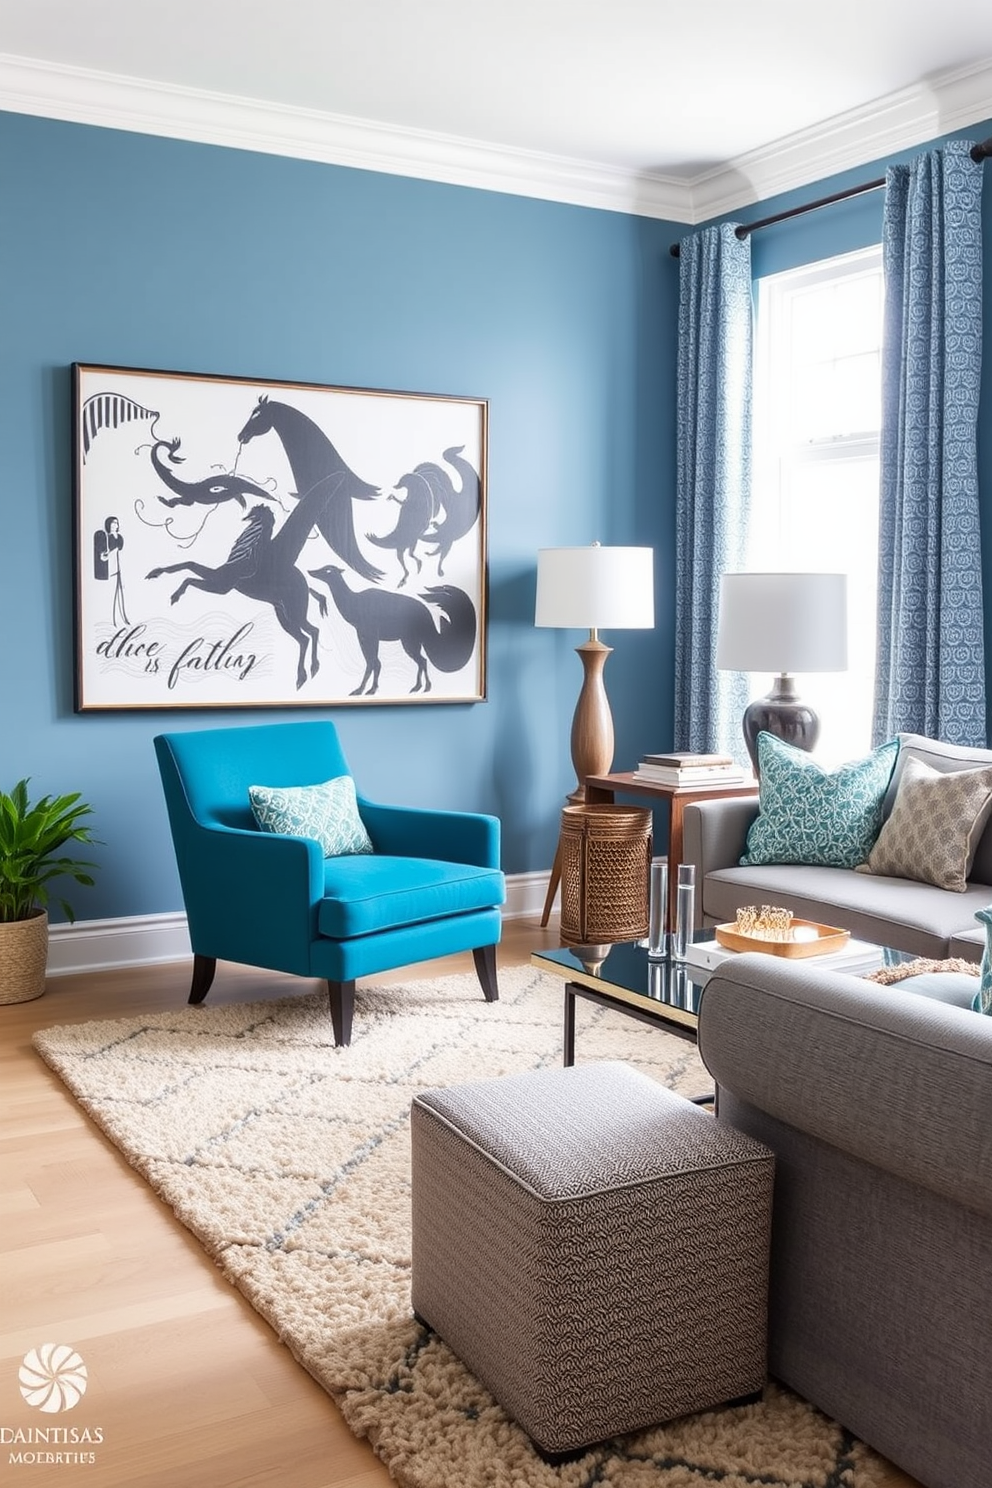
[34,964,891,1488]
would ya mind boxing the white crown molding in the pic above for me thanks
[688,56,992,222]
[2,51,991,226]
[45,874,549,977]
[0,53,688,220]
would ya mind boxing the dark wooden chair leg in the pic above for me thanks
[188,954,217,1005]
[328,979,356,1046]
[472,943,499,1003]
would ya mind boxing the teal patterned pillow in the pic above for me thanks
[974,905,992,1014]
[249,776,373,858]
[741,733,898,869]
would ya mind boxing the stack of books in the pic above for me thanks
[632,751,748,786]
[684,935,883,977]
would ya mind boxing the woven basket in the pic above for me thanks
[559,804,652,944]
[0,909,49,1004]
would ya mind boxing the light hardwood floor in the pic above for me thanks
[1,918,920,1488]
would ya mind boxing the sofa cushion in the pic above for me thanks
[249,776,373,857]
[887,733,992,883]
[856,755,992,892]
[318,855,505,938]
[703,862,992,960]
[741,734,898,870]
[949,924,987,959]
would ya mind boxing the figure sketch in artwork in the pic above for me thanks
[367,445,480,584]
[308,564,477,696]
[93,516,129,625]
[149,436,280,511]
[418,446,481,576]
[366,468,438,586]
[81,391,159,461]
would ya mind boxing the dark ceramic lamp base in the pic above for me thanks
[742,674,820,775]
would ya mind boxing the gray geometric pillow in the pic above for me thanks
[856,756,992,892]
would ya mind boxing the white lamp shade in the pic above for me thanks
[716,572,848,673]
[535,545,654,630]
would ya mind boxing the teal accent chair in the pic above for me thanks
[154,721,505,1045]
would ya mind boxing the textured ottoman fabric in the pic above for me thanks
[410,1060,774,1457]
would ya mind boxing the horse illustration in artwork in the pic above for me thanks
[145,475,361,690]
[367,444,481,582]
[237,397,384,583]
[365,470,439,586]
[418,445,480,575]
[309,564,476,695]
[149,437,278,510]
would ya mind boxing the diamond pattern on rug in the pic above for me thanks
[34,964,891,1488]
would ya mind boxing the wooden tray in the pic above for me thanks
[714,919,851,958]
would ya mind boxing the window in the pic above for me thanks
[750,247,883,767]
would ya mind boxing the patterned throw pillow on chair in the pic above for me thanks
[856,755,992,892]
[249,776,374,857]
[741,733,898,869]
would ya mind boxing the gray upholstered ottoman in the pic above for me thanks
[410,1060,774,1459]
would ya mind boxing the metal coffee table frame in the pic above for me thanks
[531,939,706,1065]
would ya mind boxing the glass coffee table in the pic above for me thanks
[532,933,901,1068]
[531,937,710,1067]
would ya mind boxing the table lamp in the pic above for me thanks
[716,571,848,774]
[536,542,654,923]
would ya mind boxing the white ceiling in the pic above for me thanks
[4,0,992,219]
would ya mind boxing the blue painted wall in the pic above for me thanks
[0,110,681,920]
[5,105,991,926]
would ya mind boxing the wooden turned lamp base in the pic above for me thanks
[541,633,615,926]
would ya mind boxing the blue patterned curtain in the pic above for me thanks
[674,224,753,755]
[873,139,986,746]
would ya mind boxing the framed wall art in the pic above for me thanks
[72,364,488,710]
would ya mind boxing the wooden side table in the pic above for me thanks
[541,771,758,928]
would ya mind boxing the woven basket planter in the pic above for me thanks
[559,804,652,944]
[0,909,49,1004]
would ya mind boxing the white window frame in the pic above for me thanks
[750,245,883,767]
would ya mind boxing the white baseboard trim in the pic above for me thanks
[46,871,553,977]
[502,870,553,922]
[47,912,193,976]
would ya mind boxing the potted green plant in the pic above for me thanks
[0,779,99,1004]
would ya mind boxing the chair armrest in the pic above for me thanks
[683,796,759,879]
[698,955,992,1220]
[358,799,501,869]
[175,822,324,975]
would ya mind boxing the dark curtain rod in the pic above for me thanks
[669,134,992,257]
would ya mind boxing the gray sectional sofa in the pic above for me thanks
[683,732,992,960]
[697,954,992,1488]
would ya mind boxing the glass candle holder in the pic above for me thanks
[672,862,695,961]
[647,859,668,958]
